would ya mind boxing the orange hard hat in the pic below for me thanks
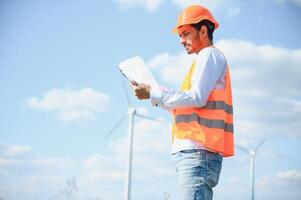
[172,5,219,33]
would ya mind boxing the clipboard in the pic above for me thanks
[118,56,158,88]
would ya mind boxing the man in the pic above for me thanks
[133,5,234,200]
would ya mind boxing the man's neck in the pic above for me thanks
[196,41,213,54]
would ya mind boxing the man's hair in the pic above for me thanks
[191,20,214,41]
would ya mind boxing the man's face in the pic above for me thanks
[178,25,202,54]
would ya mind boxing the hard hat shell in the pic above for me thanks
[172,5,219,33]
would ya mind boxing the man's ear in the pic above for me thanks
[199,25,208,40]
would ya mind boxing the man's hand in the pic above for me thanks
[132,83,151,100]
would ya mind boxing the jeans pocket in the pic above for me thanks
[206,152,223,188]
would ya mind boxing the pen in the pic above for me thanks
[119,70,138,86]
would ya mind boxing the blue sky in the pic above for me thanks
[0,0,301,200]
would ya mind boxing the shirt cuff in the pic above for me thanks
[150,87,163,107]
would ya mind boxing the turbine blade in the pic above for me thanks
[136,113,165,124]
[235,144,249,154]
[254,138,267,152]
[104,114,128,138]
[121,79,132,107]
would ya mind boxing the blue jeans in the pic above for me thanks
[171,149,223,200]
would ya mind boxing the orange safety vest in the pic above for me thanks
[172,61,234,157]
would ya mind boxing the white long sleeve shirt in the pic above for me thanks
[150,46,227,154]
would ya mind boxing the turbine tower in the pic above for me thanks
[235,138,267,200]
[106,80,164,200]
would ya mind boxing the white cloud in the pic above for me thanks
[28,88,110,122]
[277,170,301,181]
[147,52,174,69]
[233,170,301,200]
[0,144,72,176]
[0,143,75,200]
[215,39,301,138]
[277,0,301,7]
[0,143,32,158]
[257,169,301,195]
[117,0,164,11]
[147,51,196,85]
[0,143,127,199]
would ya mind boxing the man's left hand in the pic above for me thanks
[133,83,151,100]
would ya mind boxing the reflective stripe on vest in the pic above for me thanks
[175,113,234,133]
[172,60,234,157]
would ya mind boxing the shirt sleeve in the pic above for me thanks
[150,47,226,110]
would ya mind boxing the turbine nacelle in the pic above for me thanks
[128,108,136,115]
[250,150,256,157]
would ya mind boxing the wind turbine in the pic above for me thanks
[235,138,267,200]
[106,80,164,200]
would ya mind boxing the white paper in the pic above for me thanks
[118,56,159,88]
